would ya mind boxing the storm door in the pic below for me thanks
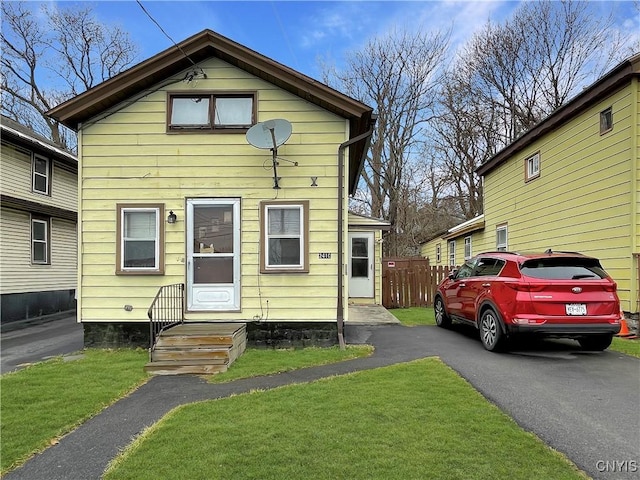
[348,232,374,298]
[186,198,240,311]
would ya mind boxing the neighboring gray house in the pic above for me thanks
[1,116,78,325]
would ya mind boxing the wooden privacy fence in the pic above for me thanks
[382,257,451,309]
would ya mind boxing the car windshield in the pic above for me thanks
[520,257,608,280]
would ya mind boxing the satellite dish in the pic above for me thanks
[246,119,292,150]
[246,119,292,189]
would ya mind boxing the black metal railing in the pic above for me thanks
[147,283,185,356]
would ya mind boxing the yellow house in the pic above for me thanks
[475,53,640,318]
[420,215,485,268]
[1,115,77,326]
[48,30,381,347]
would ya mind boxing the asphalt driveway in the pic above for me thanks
[3,322,639,480]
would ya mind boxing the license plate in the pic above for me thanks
[566,304,587,316]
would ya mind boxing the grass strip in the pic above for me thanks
[0,349,149,474]
[105,358,587,480]
[209,345,373,383]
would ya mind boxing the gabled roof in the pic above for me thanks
[1,115,77,167]
[476,53,640,177]
[348,211,391,231]
[47,29,375,194]
[442,214,484,240]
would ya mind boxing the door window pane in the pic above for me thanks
[193,257,234,284]
[194,205,234,253]
[352,238,368,258]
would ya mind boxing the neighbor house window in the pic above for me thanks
[600,107,613,135]
[448,240,456,266]
[525,152,540,181]
[496,225,508,252]
[31,216,50,264]
[436,244,441,263]
[116,204,165,275]
[260,201,309,273]
[167,92,255,132]
[464,236,472,259]
[32,154,51,195]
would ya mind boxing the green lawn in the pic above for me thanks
[104,358,587,480]
[0,349,149,474]
[389,306,640,358]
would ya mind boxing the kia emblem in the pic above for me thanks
[572,287,582,294]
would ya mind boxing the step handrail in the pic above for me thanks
[148,283,185,357]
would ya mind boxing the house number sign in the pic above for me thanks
[318,253,332,259]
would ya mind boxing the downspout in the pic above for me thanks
[337,123,375,349]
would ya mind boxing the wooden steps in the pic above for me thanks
[145,323,246,376]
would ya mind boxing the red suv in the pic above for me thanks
[434,251,622,352]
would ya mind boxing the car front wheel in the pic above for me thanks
[578,334,613,351]
[434,297,451,328]
[479,308,507,352]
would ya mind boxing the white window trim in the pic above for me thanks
[261,201,309,273]
[525,152,540,181]
[496,225,508,252]
[436,243,441,264]
[32,154,51,195]
[31,217,49,264]
[117,205,164,274]
[464,236,472,260]
[448,240,456,266]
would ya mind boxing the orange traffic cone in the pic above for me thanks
[616,319,634,338]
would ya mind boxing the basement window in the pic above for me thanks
[167,92,256,132]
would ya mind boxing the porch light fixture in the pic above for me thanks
[167,210,177,224]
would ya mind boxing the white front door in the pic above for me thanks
[186,198,240,311]
[348,232,374,298]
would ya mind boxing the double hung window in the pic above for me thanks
[32,155,51,195]
[31,216,50,264]
[261,201,309,273]
[116,204,164,274]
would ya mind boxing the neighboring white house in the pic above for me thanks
[1,115,78,326]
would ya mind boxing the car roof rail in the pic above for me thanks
[478,251,520,256]
[544,248,583,255]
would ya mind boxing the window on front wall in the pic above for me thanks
[167,92,255,132]
[600,107,613,135]
[32,154,51,195]
[116,204,165,275]
[496,225,508,252]
[436,243,441,263]
[260,201,309,273]
[31,216,50,264]
[464,236,472,259]
[525,152,540,181]
[448,240,456,266]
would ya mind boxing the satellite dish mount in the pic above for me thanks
[246,119,292,189]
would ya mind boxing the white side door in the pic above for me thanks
[186,198,240,311]
[348,232,374,298]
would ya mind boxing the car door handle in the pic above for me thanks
[459,283,466,287]
[482,283,491,287]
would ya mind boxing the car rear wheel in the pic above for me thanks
[434,297,451,328]
[578,334,613,351]
[479,308,507,352]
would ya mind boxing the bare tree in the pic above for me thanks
[325,27,450,256]
[1,1,138,149]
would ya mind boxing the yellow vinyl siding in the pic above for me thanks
[483,84,636,311]
[0,209,76,294]
[78,57,347,323]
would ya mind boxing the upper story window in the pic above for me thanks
[525,152,540,182]
[116,204,165,275]
[31,216,50,264]
[167,92,255,132]
[600,107,613,135]
[464,236,472,259]
[32,154,51,195]
[448,240,456,266]
[260,201,309,273]
[496,225,508,252]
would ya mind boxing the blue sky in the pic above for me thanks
[79,0,638,80]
